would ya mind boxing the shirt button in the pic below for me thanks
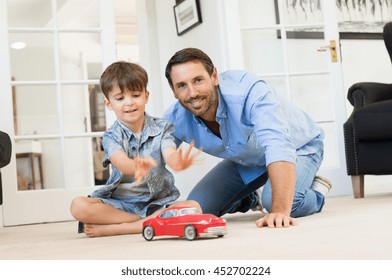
[226,146,229,149]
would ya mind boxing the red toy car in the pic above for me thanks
[142,206,227,241]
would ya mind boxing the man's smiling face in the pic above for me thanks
[170,61,219,121]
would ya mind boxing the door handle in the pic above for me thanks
[317,40,338,63]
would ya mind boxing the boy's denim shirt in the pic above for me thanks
[90,113,180,209]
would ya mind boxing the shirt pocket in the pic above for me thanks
[231,131,264,166]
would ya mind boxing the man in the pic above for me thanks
[163,48,332,228]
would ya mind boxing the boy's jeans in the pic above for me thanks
[187,145,325,218]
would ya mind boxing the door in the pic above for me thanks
[225,0,351,196]
[0,0,117,226]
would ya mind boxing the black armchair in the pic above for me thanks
[343,22,392,198]
[0,131,12,205]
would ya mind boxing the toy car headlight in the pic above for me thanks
[200,220,208,225]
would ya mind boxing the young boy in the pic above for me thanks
[70,61,201,237]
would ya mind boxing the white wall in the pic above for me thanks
[154,0,229,113]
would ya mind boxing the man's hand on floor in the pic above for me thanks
[255,213,297,228]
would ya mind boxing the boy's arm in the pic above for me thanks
[162,141,202,172]
[109,150,157,184]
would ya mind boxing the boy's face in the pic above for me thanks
[104,85,149,132]
[169,61,218,121]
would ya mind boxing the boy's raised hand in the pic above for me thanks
[164,141,203,171]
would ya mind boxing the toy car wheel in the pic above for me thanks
[143,226,155,241]
[184,225,197,240]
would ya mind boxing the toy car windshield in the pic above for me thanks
[179,207,198,216]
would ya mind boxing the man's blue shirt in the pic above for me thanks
[163,70,323,184]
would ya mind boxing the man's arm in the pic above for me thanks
[255,161,298,228]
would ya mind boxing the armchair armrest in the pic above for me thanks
[347,82,392,108]
[0,131,12,168]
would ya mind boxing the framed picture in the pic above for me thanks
[174,0,202,36]
[274,0,392,39]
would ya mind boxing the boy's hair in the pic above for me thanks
[165,48,215,87]
[100,61,148,99]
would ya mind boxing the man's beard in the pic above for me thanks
[183,88,216,118]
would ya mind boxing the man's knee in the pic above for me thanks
[290,193,322,218]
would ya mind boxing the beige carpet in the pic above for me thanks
[1,188,392,260]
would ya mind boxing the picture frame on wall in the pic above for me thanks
[274,0,392,39]
[174,0,202,36]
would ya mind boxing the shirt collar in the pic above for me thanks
[117,113,161,143]
[216,87,227,119]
